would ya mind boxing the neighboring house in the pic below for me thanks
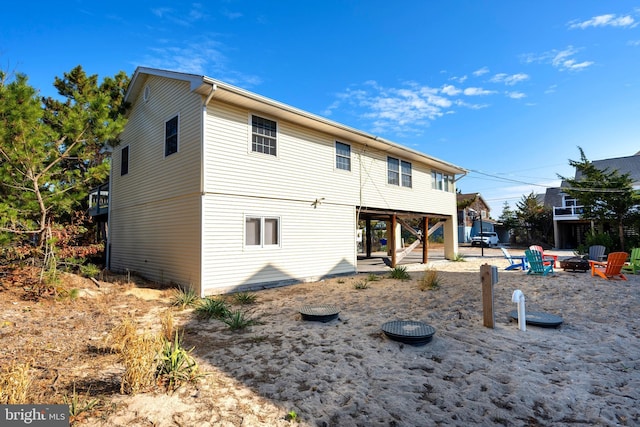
[108,67,467,295]
[545,152,640,249]
[456,193,497,243]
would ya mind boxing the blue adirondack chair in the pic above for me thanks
[588,245,606,262]
[501,247,528,271]
[525,249,554,276]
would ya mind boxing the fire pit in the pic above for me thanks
[559,256,589,272]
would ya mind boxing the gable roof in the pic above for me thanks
[126,67,467,176]
[575,153,640,184]
[456,193,490,211]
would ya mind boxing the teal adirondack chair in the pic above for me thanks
[525,249,554,276]
[621,248,640,274]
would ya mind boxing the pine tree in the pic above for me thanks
[560,147,638,251]
[0,66,129,247]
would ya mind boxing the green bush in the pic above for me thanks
[171,287,200,309]
[389,266,410,280]
[196,297,231,319]
[223,310,257,330]
[585,231,614,252]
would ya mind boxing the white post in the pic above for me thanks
[511,290,526,332]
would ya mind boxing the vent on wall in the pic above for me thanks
[143,85,150,103]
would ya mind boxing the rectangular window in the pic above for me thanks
[335,141,351,171]
[165,115,178,156]
[401,160,412,188]
[432,170,454,192]
[251,115,277,156]
[387,157,400,185]
[245,216,280,247]
[120,145,129,176]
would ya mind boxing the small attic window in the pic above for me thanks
[143,85,150,103]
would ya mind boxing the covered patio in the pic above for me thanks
[357,207,457,271]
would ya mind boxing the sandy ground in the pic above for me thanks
[95,249,639,427]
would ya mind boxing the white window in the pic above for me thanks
[401,160,412,188]
[388,157,400,185]
[335,141,351,171]
[251,115,277,156]
[388,157,412,187]
[245,216,280,248]
[431,170,454,192]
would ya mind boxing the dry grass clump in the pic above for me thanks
[419,268,441,291]
[107,312,203,394]
[108,318,162,394]
[0,362,32,404]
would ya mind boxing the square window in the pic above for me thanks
[251,115,277,156]
[120,146,129,176]
[335,141,351,171]
[245,216,280,247]
[165,115,178,156]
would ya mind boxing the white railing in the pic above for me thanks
[553,205,584,219]
[89,183,109,216]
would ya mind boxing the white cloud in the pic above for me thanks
[568,14,637,29]
[506,91,526,99]
[522,46,594,72]
[463,87,495,96]
[326,81,471,134]
[628,40,640,46]
[473,67,490,76]
[441,84,462,96]
[552,47,594,71]
[490,73,530,86]
[151,4,207,26]
[140,39,261,87]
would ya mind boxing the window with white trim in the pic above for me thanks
[251,115,277,156]
[388,156,412,187]
[335,141,351,171]
[245,216,280,247]
[431,170,455,192]
[165,115,178,156]
[401,160,412,188]
[120,145,129,176]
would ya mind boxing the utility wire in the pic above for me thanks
[466,169,633,194]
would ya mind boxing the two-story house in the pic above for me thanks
[456,193,498,243]
[545,152,640,249]
[108,67,466,295]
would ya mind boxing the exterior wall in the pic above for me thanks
[109,75,203,291]
[200,100,458,291]
[201,194,356,294]
[203,101,457,218]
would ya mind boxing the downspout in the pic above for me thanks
[199,83,217,298]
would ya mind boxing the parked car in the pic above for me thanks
[471,232,499,247]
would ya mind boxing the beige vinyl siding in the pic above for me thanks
[201,193,356,294]
[110,75,203,292]
[109,194,201,288]
[203,103,360,207]
[203,102,454,217]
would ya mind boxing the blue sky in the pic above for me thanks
[2,1,639,216]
